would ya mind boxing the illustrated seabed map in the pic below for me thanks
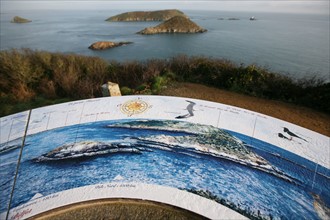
[0,96,329,220]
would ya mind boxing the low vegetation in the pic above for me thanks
[105,9,187,22]
[0,49,329,117]
[137,16,207,34]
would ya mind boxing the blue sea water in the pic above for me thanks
[0,10,329,81]
[0,120,329,219]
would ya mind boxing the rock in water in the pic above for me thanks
[88,41,132,50]
[11,16,32,23]
[106,9,188,22]
[137,16,207,35]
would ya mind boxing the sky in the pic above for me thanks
[1,0,329,14]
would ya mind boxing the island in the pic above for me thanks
[11,16,32,23]
[137,16,207,35]
[228,18,240,21]
[88,41,132,50]
[106,9,188,22]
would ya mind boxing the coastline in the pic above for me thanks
[1,10,329,79]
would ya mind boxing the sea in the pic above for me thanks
[0,119,329,219]
[0,9,329,81]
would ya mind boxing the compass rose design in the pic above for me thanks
[120,98,151,117]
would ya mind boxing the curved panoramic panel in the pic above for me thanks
[0,96,329,220]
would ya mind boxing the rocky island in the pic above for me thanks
[106,9,188,22]
[88,41,132,50]
[11,16,32,23]
[137,16,207,35]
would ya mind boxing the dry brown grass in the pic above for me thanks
[1,49,329,126]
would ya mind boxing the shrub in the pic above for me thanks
[168,54,192,81]
[0,49,40,101]
[120,86,133,95]
[151,76,168,93]
[0,50,328,116]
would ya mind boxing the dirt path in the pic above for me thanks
[160,82,330,137]
[32,199,203,220]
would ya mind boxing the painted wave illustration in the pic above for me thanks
[0,144,20,154]
[0,138,25,154]
[33,141,145,162]
[34,120,298,184]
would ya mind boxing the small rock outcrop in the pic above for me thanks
[11,16,32,23]
[137,16,207,35]
[88,41,132,50]
[106,9,188,22]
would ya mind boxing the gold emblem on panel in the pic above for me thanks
[120,99,151,117]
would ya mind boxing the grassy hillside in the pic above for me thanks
[106,9,188,21]
[0,49,329,117]
[137,16,207,34]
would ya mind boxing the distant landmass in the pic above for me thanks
[137,16,207,35]
[228,18,240,21]
[106,9,188,22]
[88,41,132,50]
[11,16,31,23]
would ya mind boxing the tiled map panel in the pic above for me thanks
[1,96,329,220]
